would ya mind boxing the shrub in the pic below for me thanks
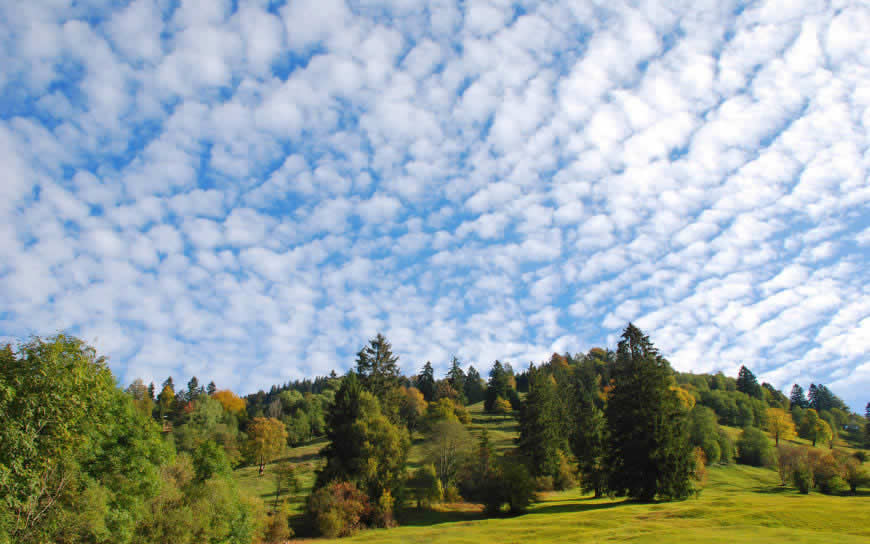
[553,451,578,491]
[263,504,294,543]
[793,465,813,494]
[407,464,442,508]
[776,444,805,487]
[534,476,555,491]
[808,451,845,495]
[499,458,537,514]
[736,427,775,467]
[306,481,371,538]
[842,457,869,493]
[443,483,462,502]
[717,429,735,464]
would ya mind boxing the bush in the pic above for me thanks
[776,444,805,486]
[534,476,555,491]
[842,457,869,493]
[717,429,735,464]
[553,451,578,491]
[263,504,294,543]
[793,465,813,494]
[736,427,775,467]
[809,451,845,494]
[306,482,371,538]
[443,484,462,502]
[499,458,537,514]
[407,464,442,508]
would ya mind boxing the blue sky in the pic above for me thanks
[1,0,868,410]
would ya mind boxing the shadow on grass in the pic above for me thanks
[397,507,485,527]
[531,500,628,516]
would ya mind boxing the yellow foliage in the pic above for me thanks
[765,408,796,445]
[213,389,246,415]
[671,386,696,411]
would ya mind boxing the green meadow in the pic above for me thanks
[234,401,870,543]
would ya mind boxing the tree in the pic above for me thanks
[316,373,410,504]
[186,376,202,402]
[799,409,832,447]
[271,461,299,513]
[493,397,512,419]
[157,384,175,422]
[447,357,467,404]
[605,324,695,501]
[766,408,796,446]
[207,381,217,396]
[246,417,287,476]
[464,366,486,405]
[789,384,808,409]
[0,335,169,544]
[807,384,819,410]
[213,390,247,415]
[408,464,442,507]
[865,402,870,448]
[424,420,471,489]
[415,362,436,402]
[571,385,607,497]
[485,360,516,412]
[736,365,763,399]
[126,378,154,417]
[398,386,427,433]
[517,365,562,478]
[736,426,776,467]
[355,333,401,401]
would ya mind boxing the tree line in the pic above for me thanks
[1,326,868,543]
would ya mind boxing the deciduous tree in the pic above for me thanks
[246,417,287,476]
[766,407,796,446]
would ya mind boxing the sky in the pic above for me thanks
[1,0,868,410]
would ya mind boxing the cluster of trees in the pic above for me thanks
[2,327,867,543]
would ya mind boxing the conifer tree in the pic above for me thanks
[464,366,486,405]
[605,324,694,501]
[736,366,763,399]
[807,384,819,410]
[865,402,870,447]
[355,333,401,400]
[416,361,436,402]
[447,357,467,404]
[207,381,217,396]
[517,365,561,478]
[789,384,807,409]
[571,377,607,497]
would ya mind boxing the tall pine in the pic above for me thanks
[355,333,400,400]
[605,324,694,501]
[415,362,436,402]
[789,384,807,409]
[571,371,607,497]
[736,366,762,399]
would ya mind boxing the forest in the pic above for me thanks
[1,324,868,543]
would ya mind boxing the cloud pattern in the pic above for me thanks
[1,0,868,409]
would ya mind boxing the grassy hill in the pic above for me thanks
[233,401,870,542]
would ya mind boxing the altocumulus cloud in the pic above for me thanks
[1,0,868,409]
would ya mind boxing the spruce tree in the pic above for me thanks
[447,357,467,404]
[485,360,511,412]
[207,381,217,396]
[464,366,486,405]
[355,333,400,400]
[517,365,561,478]
[571,376,607,497]
[789,384,807,409]
[605,324,694,501]
[736,366,762,399]
[416,361,436,402]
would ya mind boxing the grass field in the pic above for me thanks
[234,401,870,543]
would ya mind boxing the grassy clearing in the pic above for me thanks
[234,402,870,542]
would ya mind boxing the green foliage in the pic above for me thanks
[793,465,813,494]
[697,389,768,428]
[842,457,869,493]
[790,384,808,409]
[736,427,776,467]
[463,366,486,405]
[717,429,735,465]
[605,324,695,501]
[192,440,232,482]
[517,366,562,478]
[809,450,845,494]
[798,409,832,447]
[415,362,436,402]
[246,417,288,475]
[316,374,410,504]
[0,335,170,544]
[424,420,471,489]
[570,368,607,497]
[356,333,401,402]
[736,366,763,400]
[447,357,467,404]
[484,361,518,413]
[688,406,722,464]
[407,464,443,507]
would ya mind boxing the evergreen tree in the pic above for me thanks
[605,324,695,501]
[807,384,819,410]
[447,357,467,404]
[162,376,175,392]
[864,402,869,447]
[517,365,561,478]
[789,384,807,409]
[415,361,436,402]
[485,360,514,412]
[464,365,486,405]
[187,376,201,402]
[147,381,156,401]
[355,333,401,401]
[207,381,217,396]
[571,376,607,497]
[736,366,763,399]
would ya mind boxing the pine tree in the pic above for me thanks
[736,366,762,399]
[447,357,467,404]
[485,360,513,412]
[789,384,807,409]
[605,324,694,501]
[864,402,870,447]
[207,381,217,396]
[148,382,156,401]
[517,365,561,478]
[187,376,201,401]
[416,361,436,402]
[355,333,401,400]
[807,384,819,410]
[464,366,486,405]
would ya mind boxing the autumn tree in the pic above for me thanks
[213,389,247,416]
[766,408,796,445]
[126,378,154,417]
[247,417,287,476]
[799,409,832,447]
[398,386,427,432]
[605,324,695,501]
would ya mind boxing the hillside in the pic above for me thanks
[235,400,870,542]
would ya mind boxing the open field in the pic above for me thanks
[234,401,870,542]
